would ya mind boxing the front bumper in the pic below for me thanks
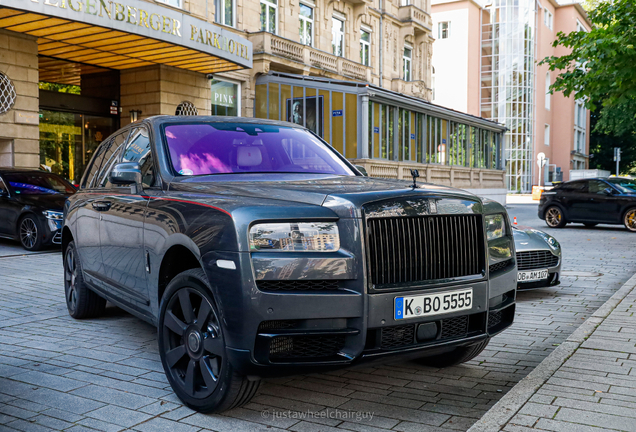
[202,250,516,378]
[516,250,562,290]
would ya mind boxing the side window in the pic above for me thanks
[83,139,112,188]
[97,130,131,188]
[564,181,587,193]
[588,180,609,195]
[122,127,155,189]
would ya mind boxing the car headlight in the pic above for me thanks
[43,210,63,220]
[249,222,340,252]
[537,232,560,250]
[485,214,506,241]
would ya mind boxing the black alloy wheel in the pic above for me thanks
[545,206,566,228]
[162,287,223,399]
[19,216,42,251]
[64,241,106,319]
[158,268,259,413]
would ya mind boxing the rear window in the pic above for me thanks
[163,123,355,177]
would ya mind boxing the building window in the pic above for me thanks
[403,46,412,81]
[544,8,553,30]
[216,0,234,27]
[400,0,411,5]
[577,20,587,32]
[211,78,240,116]
[574,99,586,153]
[360,29,371,66]
[261,0,277,34]
[545,72,551,110]
[544,124,550,146]
[332,16,344,57]
[299,3,314,46]
[157,0,182,8]
[438,22,450,39]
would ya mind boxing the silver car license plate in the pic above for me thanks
[394,289,473,320]
[517,269,548,282]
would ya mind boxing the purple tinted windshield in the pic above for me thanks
[164,123,355,176]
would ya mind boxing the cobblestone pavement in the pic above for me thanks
[0,204,635,432]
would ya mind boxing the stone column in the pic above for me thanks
[0,29,39,168]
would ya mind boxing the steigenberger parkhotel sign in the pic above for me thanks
[0,0,252,69]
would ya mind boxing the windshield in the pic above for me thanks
[5,172,76,195]
[607,178,636,193]
[164,123,356,177]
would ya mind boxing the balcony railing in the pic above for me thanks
[251,32,372,82]
[398,3,432,30]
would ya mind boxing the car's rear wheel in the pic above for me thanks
[584,223,597,228]
[19,215,43,251]
[624,208,636,233]
[414,339,490,368]
[545,206,566,228]
[64,241,106,318]
[158,268,260,413]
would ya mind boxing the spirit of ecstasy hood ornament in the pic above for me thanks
[410,169,419,189]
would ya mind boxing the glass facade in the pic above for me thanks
[481,0,536,193]
[254,74,504,171]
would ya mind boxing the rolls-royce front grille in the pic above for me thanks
[366,215,485,287]
[516,250,559,270]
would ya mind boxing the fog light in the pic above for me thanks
[416,322,438,342]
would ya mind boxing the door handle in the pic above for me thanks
[92,201,112,211]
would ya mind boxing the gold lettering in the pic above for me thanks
[150,13,161,31]
[85,0,97,14]
[196,29,204,43]
[114,3,125,20]
[213,33,221,49]
[126,6,137,24]
[59,0,66,8]
[172,18,181,36]
[44,0,58,7]
[69,0,82,12]
[205,30,212,46]
[98,0,111,18]
[190,24,198,41]
[161,15,171,33]
[138,9,149,28]
[228,39,235,54]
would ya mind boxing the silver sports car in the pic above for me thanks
[513,225,562,290]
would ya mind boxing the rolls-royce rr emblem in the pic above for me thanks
[410,169,419,189]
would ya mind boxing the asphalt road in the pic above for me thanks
[0,202,635,432]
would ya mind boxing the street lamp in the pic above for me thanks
[129,109,142,123]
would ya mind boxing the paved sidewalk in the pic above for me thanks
[470,272,636,431]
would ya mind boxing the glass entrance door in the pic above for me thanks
[39,110,116,185]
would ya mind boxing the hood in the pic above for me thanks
[14,193,69,211]
[169,174,481,209]
[512,225,556,251]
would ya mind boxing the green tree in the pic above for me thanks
[541,0,636,174]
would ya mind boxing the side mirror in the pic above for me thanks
[109,162,142,186]
[354,165,369,177]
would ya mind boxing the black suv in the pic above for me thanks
[539,177,636,232]
[63,116,517,412]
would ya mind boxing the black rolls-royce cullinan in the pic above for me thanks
[62,116,517,413]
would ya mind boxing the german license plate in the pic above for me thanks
[517,269,548,282]
[394,289,473,320]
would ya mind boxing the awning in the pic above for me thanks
[0,0,252,74]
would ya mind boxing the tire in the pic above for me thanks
[19,215,43,251]
[584,223,597,228]
[413,339,490,368]
[158,268,260,413]
[624,208,636,233]
[544,206,566,228]
[64,241,106,319]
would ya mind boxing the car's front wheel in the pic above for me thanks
[413,339,490,368]
[158,268,260,413]
[545,206,566,228]
[64,241,106,318]
[624,208,636,233]
[19,215,43,251]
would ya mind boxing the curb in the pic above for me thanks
[468,271,636,432]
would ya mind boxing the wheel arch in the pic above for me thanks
[157,244,203,304]
[543,202,567,219]
[62,226,73,253]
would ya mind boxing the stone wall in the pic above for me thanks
[0,29,39,168]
